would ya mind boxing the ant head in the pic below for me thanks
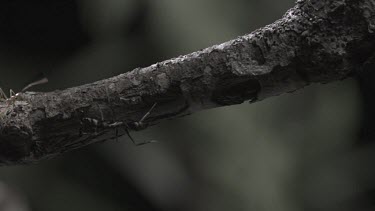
[130,121,147,131]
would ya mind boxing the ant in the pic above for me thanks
[0,75,48,121]
[0,76,48,104]
[81,102,158,146]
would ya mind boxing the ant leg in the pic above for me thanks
[124,122,138,145]
[96,104,104,121]
[115,128,119,142]
[105,86,111,103]
[9,89,16,98]
[0,88,8,100]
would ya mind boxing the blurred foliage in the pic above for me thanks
[0,0,368,210]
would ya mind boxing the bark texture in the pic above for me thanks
[0,0,375,165]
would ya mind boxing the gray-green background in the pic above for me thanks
[0,0,367,210]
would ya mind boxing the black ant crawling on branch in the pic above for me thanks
[80,102,158,146]
[0,76,48,119]
[0,76,49,104]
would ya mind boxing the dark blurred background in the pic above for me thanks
[0,0,371,210]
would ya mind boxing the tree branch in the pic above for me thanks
[0,0,374,165]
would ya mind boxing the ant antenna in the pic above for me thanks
[21,76,48,92]
[139,102,157,123]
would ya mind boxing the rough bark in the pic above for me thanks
[0,0,374,165]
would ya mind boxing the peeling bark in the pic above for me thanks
[0,0,375,165]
